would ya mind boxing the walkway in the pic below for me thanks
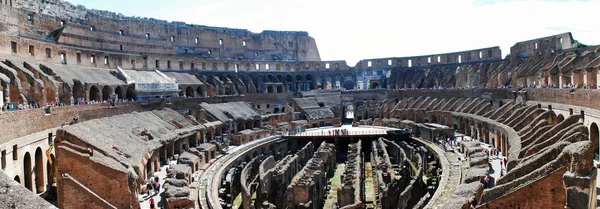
[324,163,345,209]
[364,162,376,209]
[285,126,388,137]
[138,162,173,209]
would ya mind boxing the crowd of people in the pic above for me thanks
[327,128,349,136]
[0,98,134,113]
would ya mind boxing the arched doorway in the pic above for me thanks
[72,81,84,104]
[101,86,112,101]
[114,86,124,100]
[343,80,354,90]
[89,86,100,102]
[371,82,379,89]
[178,88,184,97]
[24,152,33,191]
[35,148,44,193]
[267,85,274,93]
[126,86,135,101]
[276,86,283,93]
[14,175,20,184]
[186,86,194,97]
[274,107,280,113]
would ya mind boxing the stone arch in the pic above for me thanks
[101,85,112,101]
[371,82,380,89]
[286,74,293,82]
[72,81,84,104]
[126,86,135,101]
[305,74,312,81]
[276,74,284,83]
[35,148,44,193]
[274,107,280,113]
[267,85,274,93]
[89,85,100,102]
[178,87,185,97]
[24,152,33,191]
[276,85,283,93]
[267,74,275,82]
[186,86,194,97]
[196,86,204,97]
[343,80,354,90]
[114,86,124,100]
[14,175,20,184]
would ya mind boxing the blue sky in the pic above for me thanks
[66,0,599,65]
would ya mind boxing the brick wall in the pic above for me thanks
[0,103,140,144]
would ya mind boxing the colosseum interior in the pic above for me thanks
[0,0,598,209]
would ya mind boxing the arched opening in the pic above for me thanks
[225,86,234,95]
[35,148,44,193]
[126,86,135,101]
[114,86,124,100]
[89,86,100,102]
[267,74,275,82]
[14,175,20,184]
[72,81,84,104]
[274,107,280,113]
[267,85,274,93]
[343,80,354,90]
[24,152,33,191]
[196,86,204,97]
[101,86,112,101]
[557,114,565,123]
[276,85,283,93]
[296,74,303,82]
[305,74,312,81]
[371,82,380,89]
[178,87,184,97]
[591,123,599,157]
[186,86,194,97]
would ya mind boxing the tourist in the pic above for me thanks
[155,182,160,193]
[147,181,154,195]
[149,197,155,209]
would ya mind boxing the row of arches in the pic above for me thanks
[178,85,205,98]
[204,72,360,94]
[13,147,54,194]
[74,84,135,103]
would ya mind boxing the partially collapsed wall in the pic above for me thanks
[286,142,336,209]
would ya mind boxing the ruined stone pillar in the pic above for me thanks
[559,76,564,88]
[564,167,597,209]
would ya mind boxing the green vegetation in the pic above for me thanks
[574,39,589,48]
